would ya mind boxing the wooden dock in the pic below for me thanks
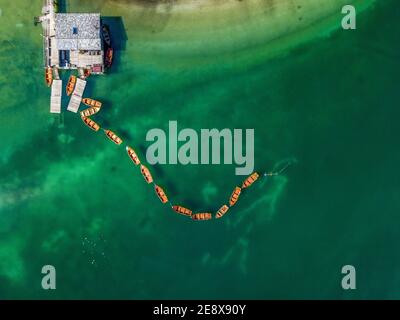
[67,78,87,113]
[50,79,62,113]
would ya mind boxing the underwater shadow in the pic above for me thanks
[57,0,67,13]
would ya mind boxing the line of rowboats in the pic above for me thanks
[45,78,269,221]
[77,96,262,220]
[44,22,261,221]
[45,69,93,88]
[126,137,260,220]
[81,98,261,220]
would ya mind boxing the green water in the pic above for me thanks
[0,0,399,299]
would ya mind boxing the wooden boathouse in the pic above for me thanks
[36,0,104,113]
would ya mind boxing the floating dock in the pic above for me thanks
[67,78,86,113]
[50,79,62,113]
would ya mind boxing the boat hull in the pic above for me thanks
[192,213,212,221]
[81,116,100,132]
[104,129,123,145]
[229,187,241,207]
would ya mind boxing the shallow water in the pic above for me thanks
[0,0,399,299]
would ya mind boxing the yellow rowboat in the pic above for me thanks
[66,75,76,96]
[80,106,100,118]
[215,205,229,219]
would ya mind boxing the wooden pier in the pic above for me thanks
[67,78,87,113]
[50,79,62,113]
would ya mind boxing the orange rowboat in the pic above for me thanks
[215,205,229,219]
[81,116,100,132]
[80,106,100,118]
[140,164,153,184]
[104,129,123,145]
[126,146,140,165]
[229,187,241,207]
[82,98,102,108]
[45,67,53,87]
[242,172,260,189]
[66,75,76,96]
[172,205,192,217]
[154,185,168,204]
[192,213,212,221]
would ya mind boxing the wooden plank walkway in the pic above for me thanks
[67,78,87,113]
[50,79,62,113]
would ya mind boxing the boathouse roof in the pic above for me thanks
[55,13,102,51]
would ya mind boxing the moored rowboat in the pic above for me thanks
[80,106,100,118]
[66,75,76,96]
[229,187,241,207]
[126,146,140,165]
[104,129,123,145]
[102,25,111,47]
[215,205,229,219]
[45,67,53,87]
[81,116,100,132]
[82,98,102,108]
[172,205,192,217]
[155,185,168,204]
[140,165,153,184]
[192,213,212,221]
[242,172,260,189]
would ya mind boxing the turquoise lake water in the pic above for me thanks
[0,0,399,299]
